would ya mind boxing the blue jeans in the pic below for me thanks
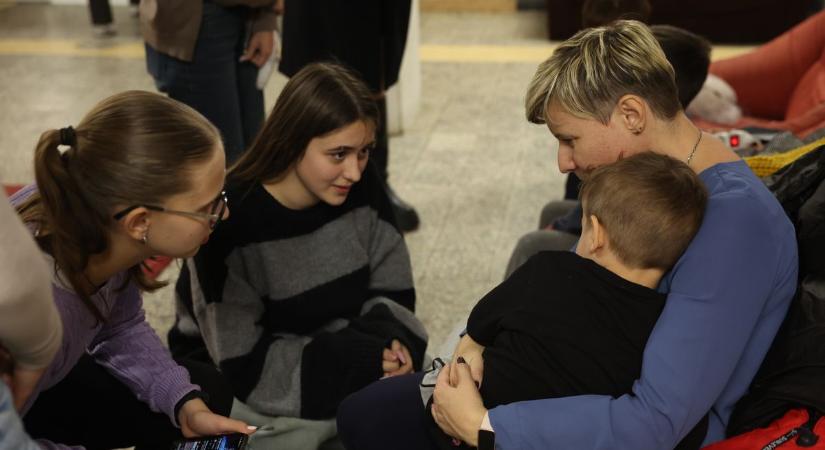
[145,2,264,164]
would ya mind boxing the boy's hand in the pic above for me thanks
[450,334,484,386]
[178,398,255,438]
[382,339,413,377]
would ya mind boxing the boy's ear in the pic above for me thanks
[616,94,647,135]
[118,207,151,243]
[588,214,607,253]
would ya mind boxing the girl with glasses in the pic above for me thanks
[11,90,252,449]
[170,62,428,449]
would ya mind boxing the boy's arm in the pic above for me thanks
[487,198,798,449]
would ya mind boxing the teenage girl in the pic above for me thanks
[170,62,427,447]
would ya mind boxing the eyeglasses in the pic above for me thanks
[113,190,228,230]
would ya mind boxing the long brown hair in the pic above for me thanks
[16,90,221,321]
[229,62,379,184]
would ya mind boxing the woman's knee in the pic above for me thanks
[505,229,579,278]
[539,199,579,229]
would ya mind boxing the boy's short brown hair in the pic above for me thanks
[580,152,708,270]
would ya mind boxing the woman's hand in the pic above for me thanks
[432,361,487,447]
[178,398,254,438]
[450,334,484,386]
[382,339,413,377]
[241,31,274,68]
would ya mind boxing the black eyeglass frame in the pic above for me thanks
[112,190,228,230]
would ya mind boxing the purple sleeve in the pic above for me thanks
[87,281,198,425]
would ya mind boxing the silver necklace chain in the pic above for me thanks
[686,129,703,166]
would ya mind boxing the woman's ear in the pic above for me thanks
[119,207,151,243]
[615,94,647,135]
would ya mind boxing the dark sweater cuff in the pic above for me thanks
[301,332,386,419]
[173,390,210,427]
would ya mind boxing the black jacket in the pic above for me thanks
[729,144,825,435]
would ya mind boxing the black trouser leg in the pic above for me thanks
[369,97,420,231]
[88,0,113,25]
[338,372,438,450]
[23,354,233,450]
[372,97,389,180]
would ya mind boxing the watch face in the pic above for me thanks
[478,429,496,450]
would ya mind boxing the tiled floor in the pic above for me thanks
[0,4,568,351]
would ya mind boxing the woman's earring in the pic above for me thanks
[141,232,148,245]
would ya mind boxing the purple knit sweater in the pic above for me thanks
[11,185,198,450]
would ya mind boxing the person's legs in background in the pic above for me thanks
[373,97,420,231]
[235,39,265,155]
[87,0,115,37]
[145,3,264,164]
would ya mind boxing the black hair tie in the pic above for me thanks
[59,126,76,147]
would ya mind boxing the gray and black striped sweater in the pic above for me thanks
[170,166,428,420]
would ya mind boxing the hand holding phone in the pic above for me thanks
[177,398,255,444]
[171,432,248,450]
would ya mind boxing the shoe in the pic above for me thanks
[385,183,420,232]
[93,24,116,38]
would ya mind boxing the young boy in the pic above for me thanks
[422,152,709,450]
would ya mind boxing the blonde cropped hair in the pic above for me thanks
[526,20,680,125]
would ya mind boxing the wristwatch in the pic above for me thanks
[478,429,496,450]
[478,412,495,450]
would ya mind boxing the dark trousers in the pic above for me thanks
[337,372,439,450]
[23,354,233,450]
[88,0,138,25]
[145,2,264,164]
[337,371,709,450]
[88,0,112,25]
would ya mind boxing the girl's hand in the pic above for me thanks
[178,398,254,438]
[381,339,413,377]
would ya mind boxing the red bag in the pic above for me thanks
[704,409,825,450]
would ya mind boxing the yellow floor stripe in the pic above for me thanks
[420,44,557,62]
[0,39,144,59]
[0,38,753,63]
